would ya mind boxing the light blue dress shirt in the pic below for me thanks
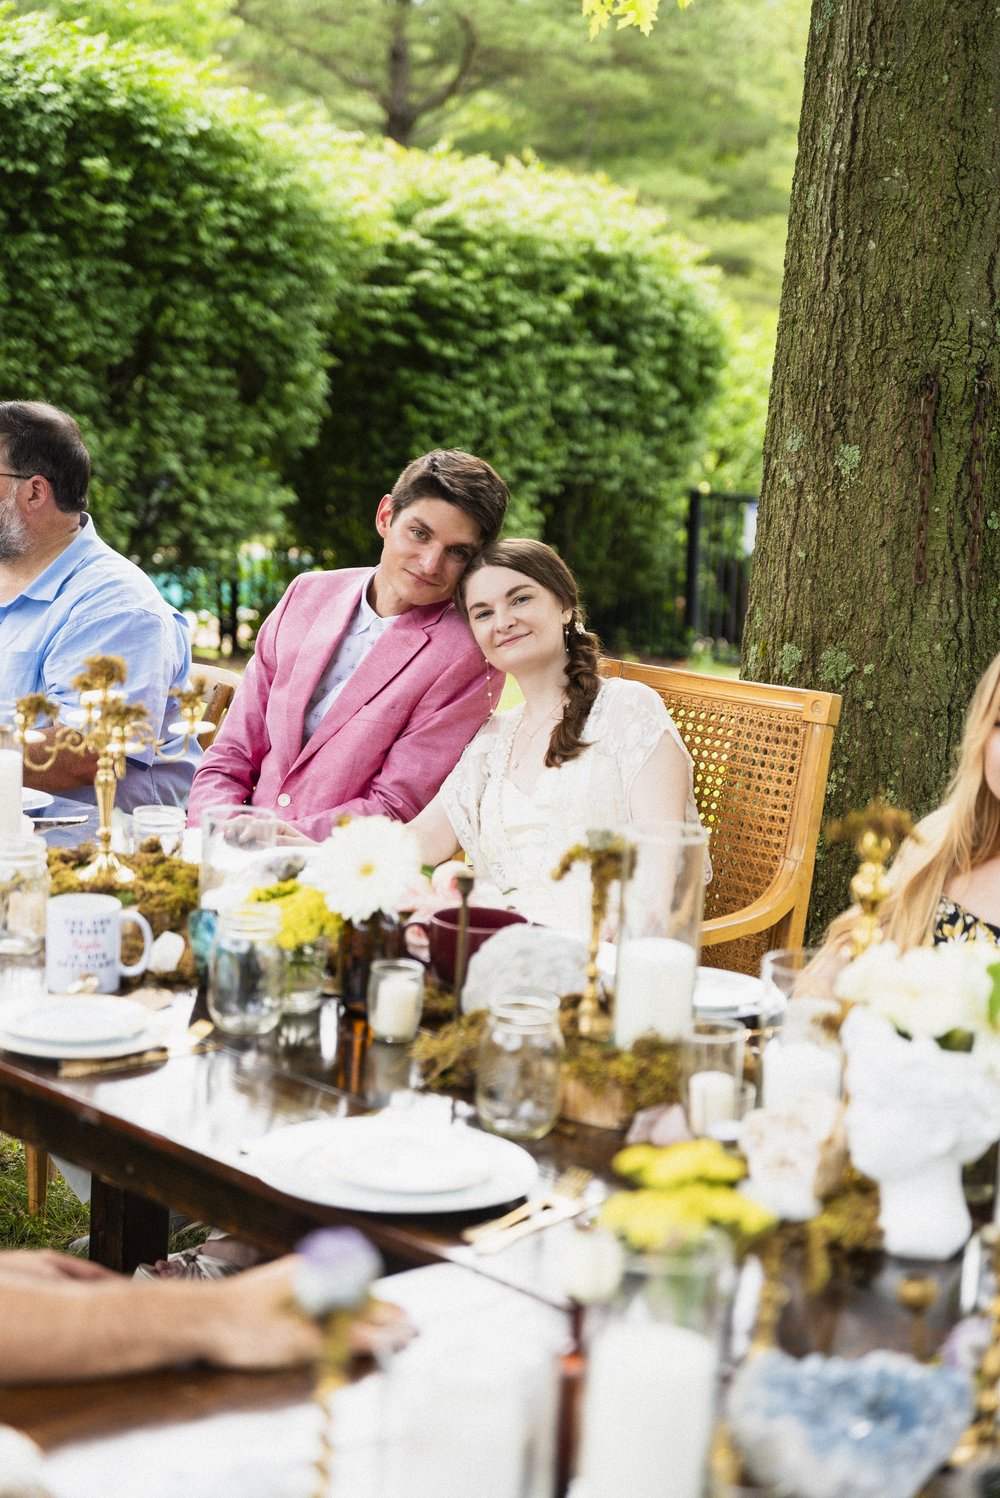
[302,570,398,743]
[0,514,198,810]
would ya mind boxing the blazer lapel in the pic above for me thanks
[291,599,449,772]
[285,575,367,731]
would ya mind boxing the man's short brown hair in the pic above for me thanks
[390,449,508,546]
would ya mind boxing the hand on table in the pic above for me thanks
[0,1249,115,1284]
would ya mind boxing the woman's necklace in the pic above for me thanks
[509,698,565,772]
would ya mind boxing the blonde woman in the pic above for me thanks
[828,650,1000,952]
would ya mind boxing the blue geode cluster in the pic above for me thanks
[728,1348,973,1498]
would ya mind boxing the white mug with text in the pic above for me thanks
[46,894,154,994]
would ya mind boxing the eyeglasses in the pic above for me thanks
[0,472,30,481]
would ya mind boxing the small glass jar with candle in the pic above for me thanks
[367,958,424,1043]
[682,1018,746,1138]
[760,947,844,1109]
[207,906,285,1036]
[476,993,564,1140]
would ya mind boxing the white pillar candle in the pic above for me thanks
[688,1068,737,1135]
[614,936,697,1046]
[762,1036,841,1109]
[0,747,23,842]
[579,1321,717,1498]
[371,973,422,1041]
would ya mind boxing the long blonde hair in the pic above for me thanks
[825,651,1000,952]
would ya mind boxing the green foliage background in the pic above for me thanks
[0,10,344,567]
[298,142,726,632]
[0,9,730,642]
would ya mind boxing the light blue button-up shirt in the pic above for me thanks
[0,515,198,810]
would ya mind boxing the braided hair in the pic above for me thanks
[456,539,602,767]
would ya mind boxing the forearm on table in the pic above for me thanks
[0,1265,320,1383]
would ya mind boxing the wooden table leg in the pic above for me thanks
[24,1144,50,1216]
[89,1178,170,1274]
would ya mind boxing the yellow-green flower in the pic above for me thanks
[247,880,342,951]
[612,1138,745,1189]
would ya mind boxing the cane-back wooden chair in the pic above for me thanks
[190,662,241,749]
[600,660,842,976]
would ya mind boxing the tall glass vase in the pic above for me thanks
[614,819,709,1046]
[578,1234,733,1498]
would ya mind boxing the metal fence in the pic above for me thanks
[154,491,756,663]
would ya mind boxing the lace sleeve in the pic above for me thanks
[590,679,692,801]
[438,714,509,867]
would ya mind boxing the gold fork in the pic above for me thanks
[462,1166,593,1247]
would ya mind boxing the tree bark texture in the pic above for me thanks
[743,0,1000,932]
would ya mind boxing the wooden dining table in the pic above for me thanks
[0,993,622,1298]
[0,990,990,1497]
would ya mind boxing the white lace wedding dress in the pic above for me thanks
[439,677,703,938]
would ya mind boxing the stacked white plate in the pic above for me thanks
[246,1113,538,1214]
[21,789,54,812]
[693,966,769,1020]
[0,995,161,1060]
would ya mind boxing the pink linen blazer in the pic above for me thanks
[187,568,491,838]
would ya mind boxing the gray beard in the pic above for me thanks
[0,502,31,562]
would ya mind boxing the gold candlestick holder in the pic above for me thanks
[14,656,208,887]
[553,829,632,1043]
[827,799,914,958]
[952,1230,1000,1465]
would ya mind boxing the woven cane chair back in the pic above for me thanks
[600,660,841,975]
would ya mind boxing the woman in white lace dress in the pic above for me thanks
[411,540,703,937]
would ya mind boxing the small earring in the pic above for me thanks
[484,658,495,714]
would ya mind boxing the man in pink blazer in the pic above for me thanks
[187,450,509,838]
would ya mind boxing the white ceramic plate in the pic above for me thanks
[693,967,768,1018]
[246,1117,538,1214]
[300,1117,494,1194]
[5,996,151,1046]
[22,789,54,812]
[0,1020,164,1060]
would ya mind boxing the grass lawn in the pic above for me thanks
[0,1135,210,1257]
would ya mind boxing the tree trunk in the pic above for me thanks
[386,0,417,144]
[742,0,1000,933]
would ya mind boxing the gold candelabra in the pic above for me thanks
[827,798,914,958]
[13,655,207,887]
[553,829,633,1042]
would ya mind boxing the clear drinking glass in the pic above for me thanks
[476,993,564,1140]
[0,837,47,1004]
[199,805,279,901]
[760,947,844,1107]
[207,906,285,1036]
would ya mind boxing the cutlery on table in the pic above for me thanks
[57,1021,216,1079]
[462,1166,593,1252]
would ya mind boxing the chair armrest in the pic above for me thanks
[701,860,802,945]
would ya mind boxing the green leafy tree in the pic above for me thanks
[295,141,725,644]
[0,11,347,568]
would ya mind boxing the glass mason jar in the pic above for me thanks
[475,993,564,1140]
[0,837,48,1003]
[0,838,47,956]
[283,937,330,1017]
[207,906,285,1036]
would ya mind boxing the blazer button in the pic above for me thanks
[277,793,291,807]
